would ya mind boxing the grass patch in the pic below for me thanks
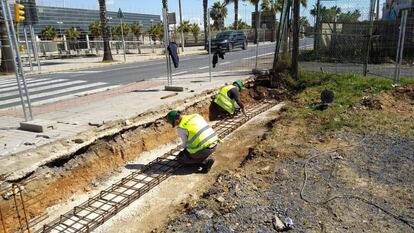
[284,71,414,136]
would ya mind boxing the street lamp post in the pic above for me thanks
[57,21,63,37]
[106,16,113,40]
[178,0,184,52]
[242,3,247,24]
[150,19,154,53]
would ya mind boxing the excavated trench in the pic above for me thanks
[0,78,287,233]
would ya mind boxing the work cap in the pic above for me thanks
[166,110,179,125]
[233,80,244,90]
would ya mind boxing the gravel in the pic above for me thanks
[163,133,414,233]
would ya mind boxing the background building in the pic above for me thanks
[26,5,161,36]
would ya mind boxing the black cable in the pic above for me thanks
[300,147,414,230]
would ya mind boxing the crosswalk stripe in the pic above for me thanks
[33,85,120,106]
[0,79,72,93]
[55,71,102,74]
[0,82,109,105]
[0,78,53,89]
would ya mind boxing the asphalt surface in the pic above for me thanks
[0,38,314,110]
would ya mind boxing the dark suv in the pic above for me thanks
[207,30,248,52]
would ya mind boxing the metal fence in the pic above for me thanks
[298,0,414,82]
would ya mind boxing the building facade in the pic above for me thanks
[24,6,161,37]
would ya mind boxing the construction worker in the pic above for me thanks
[166,110,219,173]
[214,80,246,117]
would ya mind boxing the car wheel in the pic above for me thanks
[242,41,247,50]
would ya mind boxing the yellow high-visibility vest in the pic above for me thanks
[214,85,236,114]
[178,114,218,154]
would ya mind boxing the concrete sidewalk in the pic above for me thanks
[0,46,207,79]
[0,69,252,181]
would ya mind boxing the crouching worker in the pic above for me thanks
[166,110,219,173]
[214,80,246,117]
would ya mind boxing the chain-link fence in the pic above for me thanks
[298,0,414,81]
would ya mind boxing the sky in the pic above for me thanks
[36,0,380,26]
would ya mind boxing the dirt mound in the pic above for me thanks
[360,96,383,110]
[377,84,414,118]
[391,84,414,103]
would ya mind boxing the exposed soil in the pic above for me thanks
[0,95,214,232]
[164,123,414,233]
[92,104,284,233]
[378,84,414,118]
[162,85,414,233]
[0,79,281,232]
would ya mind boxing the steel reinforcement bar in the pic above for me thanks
[38,101,277,233]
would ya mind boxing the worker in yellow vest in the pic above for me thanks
[214,80,246,117]
[166,110,219,173]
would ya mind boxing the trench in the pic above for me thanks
[0,78,285,233]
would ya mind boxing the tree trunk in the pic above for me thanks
[282,6,290,58]
[292,0,300,79]
[0,21,15,73]
[99,0,113,62]
[271,14,276,42]
[203,0,208,48]
[162,0,168,11]
[254,4,258,44]
[234,0,239,29]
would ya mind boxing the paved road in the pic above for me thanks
[0,38,314,110]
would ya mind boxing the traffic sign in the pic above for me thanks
[117,8,124,19]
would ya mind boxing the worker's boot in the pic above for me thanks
[200,158,215,173]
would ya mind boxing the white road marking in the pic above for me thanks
[0,79,72,93]
[1,82,110,105]
[199,66,209,70]
[172,71,189,76]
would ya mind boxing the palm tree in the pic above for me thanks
[89,21,102,39]
[203,0,208,48]
[65,27,80,40]
[89,21,102,54]
[190,23,201,44]
[245,0,260,44]
[130,22,143,41]
[112,23,130,38]
[130,22,143,54]
[262,0,306,42]
[40,25,58,40]
[65,27,81,51]
[261,0,282,42]
[210,1,228,31]
[224,0,240,29]
[148,22,164,44]
[162,0,168,10]
[178,20,192,44]
[98,0,113,62]
[236,19,250,29]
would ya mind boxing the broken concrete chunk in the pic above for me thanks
[36,135,51,139]
[123,120,132,126]
[193,209,214,219]
[272,215,286,232]
[20,119,56,133]
[216,196,225,203]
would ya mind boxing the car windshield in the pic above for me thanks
[216,32,232,39]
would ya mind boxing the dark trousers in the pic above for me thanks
[177,146,216,165]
